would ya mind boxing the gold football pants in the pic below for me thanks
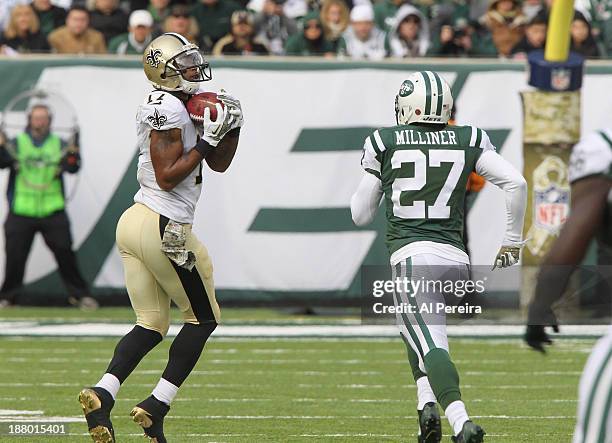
[116,203,220,336]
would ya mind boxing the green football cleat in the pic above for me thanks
[417,402,442,442]
[78,387,115,443]
[451,420,485,443]
[131,395,170,443]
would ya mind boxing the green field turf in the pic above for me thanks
[0,327,593,443]
[0,306,361,325]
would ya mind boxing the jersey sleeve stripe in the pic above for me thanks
[421,71,432,115]
[599,130,612,149]
[362,138,382,171]
[469,126,477,147]
[432,71,443,116]
[365,168,381,179]
[361,136,382,177]
[364,135,378,155]
[373,130,387,153]
[475,128,483,148]
[367,135,381,156]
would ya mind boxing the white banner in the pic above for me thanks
[0,64,609,294]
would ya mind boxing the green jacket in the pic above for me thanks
[285,33,336,55]
[191,0,241,48]
[374,0,400,31]
[285,12,336,56]
[108,33,152,55]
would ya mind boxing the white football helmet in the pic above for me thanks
[143,33,211,95]
[395,71,453,125]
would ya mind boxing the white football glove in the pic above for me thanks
[201,103,233,147]
[217,89,244,130]
[492,240,527,270]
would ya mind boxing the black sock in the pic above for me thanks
[106,325,163,383]
[161,322,217,387]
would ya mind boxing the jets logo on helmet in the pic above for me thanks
[399,80,414,97]
[395,71,453,125]
[142,33,212,95]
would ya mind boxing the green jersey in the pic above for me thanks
[361,123,495,255]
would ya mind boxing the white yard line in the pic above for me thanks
[0,322,607,338]
[0,410,84,423]
[161,414,575,420]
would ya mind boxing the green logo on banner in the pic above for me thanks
[399,80,414,97]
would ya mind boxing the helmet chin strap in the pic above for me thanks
[394,96,400,125]
[397,106,412,126]
[181,80,200,94]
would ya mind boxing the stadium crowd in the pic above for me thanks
[0,0,609,59]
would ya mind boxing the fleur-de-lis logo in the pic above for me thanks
[147,109,167,129]
[146,49,162,68]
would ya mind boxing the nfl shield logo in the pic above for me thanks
[534,185,569,232]
[551,68,571,91]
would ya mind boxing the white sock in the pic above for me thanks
[445,400,469,436]
[416,377,437,410]
[95,373,121,400]
[152,378,179,406]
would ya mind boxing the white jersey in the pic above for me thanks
[569,128,612,184]
[134,90,202,224]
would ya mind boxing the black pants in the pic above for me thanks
[0,211,88,303]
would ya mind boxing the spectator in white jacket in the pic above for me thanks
[338,4,387,60]
[386,4,430,57]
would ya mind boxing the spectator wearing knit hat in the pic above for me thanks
[108,10,154,55]
[338,4,387,60]
[212,10,269,55]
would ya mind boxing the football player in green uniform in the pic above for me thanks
[351,71,528,442]
[524,128,611,443]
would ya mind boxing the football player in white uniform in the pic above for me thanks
[77,33,243,443]
[525,129,611,443]
[351,72,528,442]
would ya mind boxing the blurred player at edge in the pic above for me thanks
[77,32,243,443]
[524,128,611,443]
[351,71,527,443]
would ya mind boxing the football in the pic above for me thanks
[186,92,224,123]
